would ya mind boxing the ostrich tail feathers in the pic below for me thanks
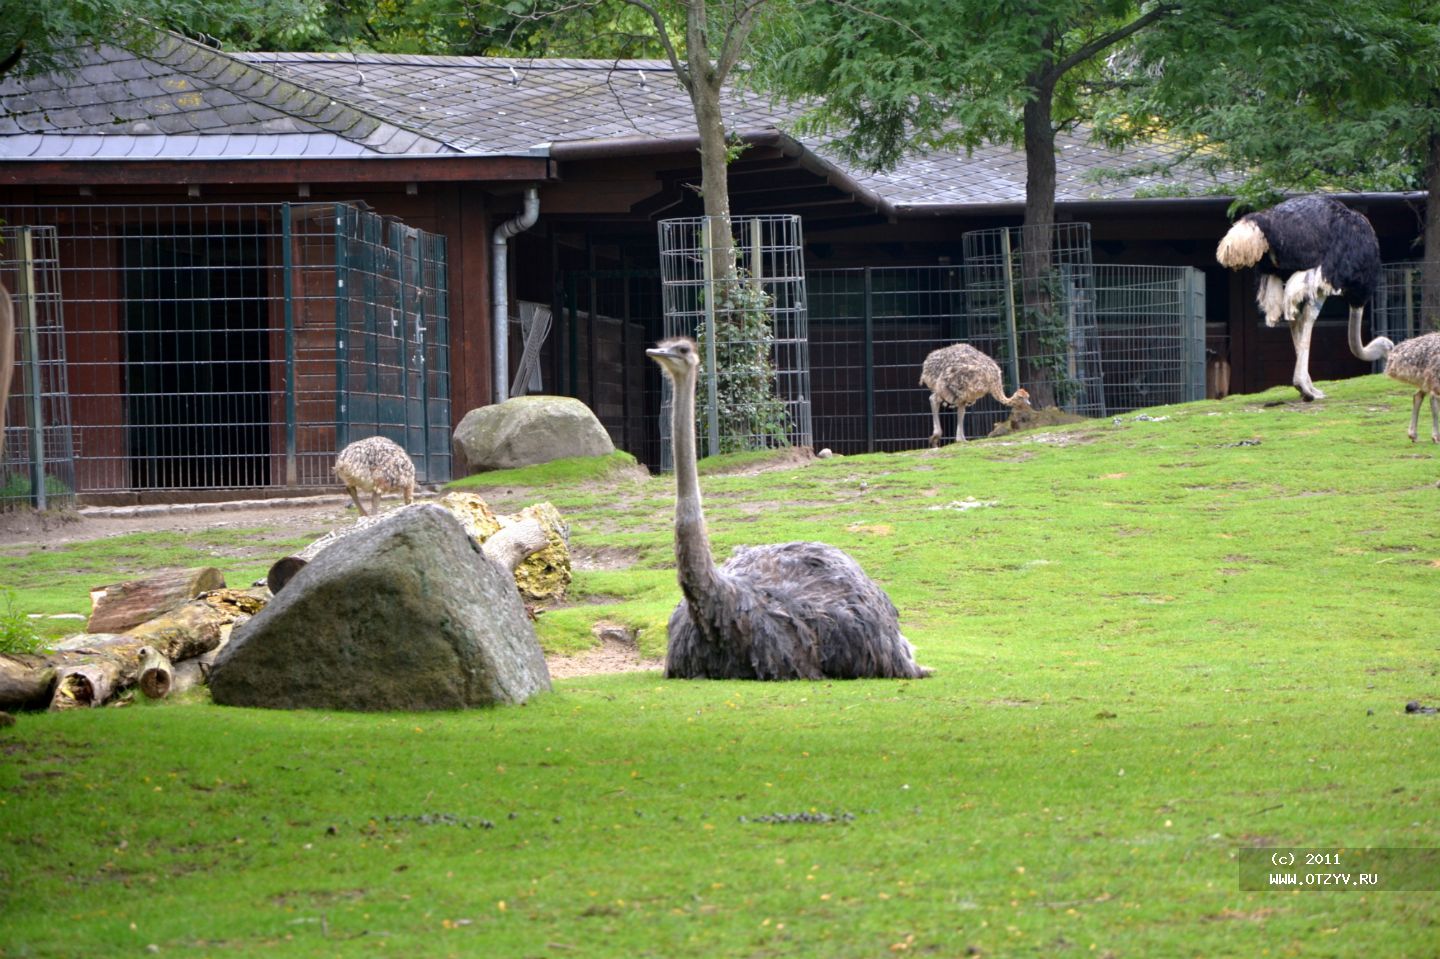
[1216,220,1268,269]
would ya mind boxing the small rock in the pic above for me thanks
[817,448,833,459]
[1404,700,1437,715]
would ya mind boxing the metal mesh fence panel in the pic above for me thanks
[559,269,664,467]
[1092,264,1207,413]
[0,202,449,496]
[1375,262,1439,362]
[1,226,78,510]
[961,223,1104,417]
[658,215,812,467]
[808,266,968,453]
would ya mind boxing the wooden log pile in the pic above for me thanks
[0,567,268,712]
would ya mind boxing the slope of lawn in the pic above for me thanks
[0,374,1436,958]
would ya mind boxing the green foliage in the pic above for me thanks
[1,376,1439,956]
[0,471,73,508]
[754,0,1157,173]
[1091,0,1440,206]
[696,273,792,455]
[0,587,42,654]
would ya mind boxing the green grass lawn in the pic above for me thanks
[1,374,1437,957]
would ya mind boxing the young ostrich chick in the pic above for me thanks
[647,336,930,681]
[333,436,416,516]
[1384,332,1440,444]
[920,343,1031,446]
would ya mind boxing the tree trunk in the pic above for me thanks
[1423,127,1440,333]
[88,567,225,633]
[0,280,12,445]
[1020,68,1060,408]
[123,600,227,661]
[51,659,125,709]
[136,646,174,699]
[0,655,55,709]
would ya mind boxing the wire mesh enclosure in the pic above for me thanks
[961,222,1104,417]
[1375,262,1438,355]
[1,226,78,510]
[658,215,813,466]
[559,270,664,467]
[0,202,450,497]
[807,266,969,453]
[1092,265,1207,413]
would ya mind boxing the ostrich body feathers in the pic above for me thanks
[1385,333,1440,395]
[921,343,1010,409]
[1219,195,1380,309]
[664,540,929,681]
[647,335,930,682]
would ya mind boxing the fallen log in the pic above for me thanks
[51,659,126,710]
[136,646,174,699]
[0,655,57,710]
[88,567,225,633]
[125,600,227,661]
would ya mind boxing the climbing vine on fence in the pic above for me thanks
[696,271,792,455]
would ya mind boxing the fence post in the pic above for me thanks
[281,203,297,486]
[999,228,1022,393]
[702,217,721,458]
[1184,266,1207,401]
[415,231,431,484]
[863,267,875,454]
[334,204,351,452]
[15,228,44,509]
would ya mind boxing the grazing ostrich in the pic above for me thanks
[646,336,930,681]
[333,436,416,516]
[1216,195,1391,401]
[920,343,1031,446]
[1384,332,1440,444]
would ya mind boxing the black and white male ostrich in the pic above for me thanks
[920,343,1031,446]
[1384,331,1440,444]
[1216,195,1392,401]
[646,337,930,681]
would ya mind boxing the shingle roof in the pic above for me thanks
[1,31,1233,206]
[0,34,455,158]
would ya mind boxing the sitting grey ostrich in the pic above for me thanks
[920,343,1031,446]
[1216,195,1391,401]
[1384,332,1440,443]
[333,436,416,516]
[646,336,930,681]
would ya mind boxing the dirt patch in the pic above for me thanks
[570,545,642,571]
[0,497,357,549]
[700,446,817,476]
[546,621,662,679]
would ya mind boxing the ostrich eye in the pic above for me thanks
[678,344,691,354]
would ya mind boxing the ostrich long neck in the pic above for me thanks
[991,385,1026,407]
[1348,305,1394,361]
[671,365,726,623]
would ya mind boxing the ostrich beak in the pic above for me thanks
[647,345,682,363]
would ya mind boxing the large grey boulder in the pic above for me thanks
[453,395,614,474]
[210,505,550,711]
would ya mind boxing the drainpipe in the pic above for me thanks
[492,185,541,403]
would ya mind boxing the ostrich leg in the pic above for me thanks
[1409,392,1423,442]
[954,406,967,444]
[1289,304,1325,401]
[928,393,944,447]
[1431,395,1440,443]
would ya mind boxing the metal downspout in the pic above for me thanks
[492,185,541,403]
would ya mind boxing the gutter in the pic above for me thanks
[492,184,540,404]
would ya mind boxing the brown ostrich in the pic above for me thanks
[333,436,416,516]
[1384,332,1440,444]
[646,336,930,681]
[919,343,1031,446]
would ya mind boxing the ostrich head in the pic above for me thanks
[1216,219,1268,270]
[1011,387,1032,409]
[646,336,702,383]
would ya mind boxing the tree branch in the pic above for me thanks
[1049,3,1180,82]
